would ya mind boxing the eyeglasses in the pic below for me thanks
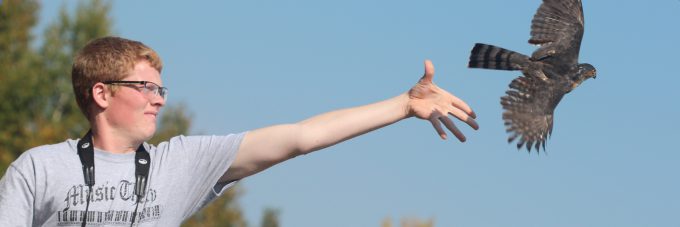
[103,80,168,100]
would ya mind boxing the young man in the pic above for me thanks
[0,36,478,226]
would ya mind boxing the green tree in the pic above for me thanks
[0,0,110,175]
[0,0,41,174]
[381,216,435,227]
[182,185,248,227]
[261,208,281,227]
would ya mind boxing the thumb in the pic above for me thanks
[421,59,435,83]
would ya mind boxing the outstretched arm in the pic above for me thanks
[221,60,478,182]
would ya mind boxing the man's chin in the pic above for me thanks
[142,128,157,142]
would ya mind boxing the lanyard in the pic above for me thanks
[76,130,150,226]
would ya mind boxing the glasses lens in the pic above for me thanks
[143,82,166,100]
[159,87,168,99]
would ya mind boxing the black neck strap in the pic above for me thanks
[76,130,150,198]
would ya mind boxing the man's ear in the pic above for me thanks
[92,83,110,109]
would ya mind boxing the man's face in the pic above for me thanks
[105,61,165,142]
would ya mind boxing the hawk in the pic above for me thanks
[468,0,597,152]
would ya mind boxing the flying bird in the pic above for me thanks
[468,0,597,152]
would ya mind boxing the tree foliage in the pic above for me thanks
[0,0,42,174]
[0,0,110,175]
[260,208,280,227]
[182,185,248,227]
[382,217,435,227]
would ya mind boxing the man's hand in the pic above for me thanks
[407,60,479,142]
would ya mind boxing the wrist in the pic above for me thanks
[397,92,412,119]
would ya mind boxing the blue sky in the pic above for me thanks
[38,0,680,226]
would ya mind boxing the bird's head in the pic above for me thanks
[577,63,597,80]
[569,63,597,91]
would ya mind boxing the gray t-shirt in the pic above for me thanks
[0,133,245,226]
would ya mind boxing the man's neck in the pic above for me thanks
[90,129,142,154]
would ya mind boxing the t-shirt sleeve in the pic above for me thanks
[153,132,246,214]
[0,155,36,226]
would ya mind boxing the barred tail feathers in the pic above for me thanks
[468,43,529,70]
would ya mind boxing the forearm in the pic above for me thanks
[295,93,410,154]
[224,93,411,181]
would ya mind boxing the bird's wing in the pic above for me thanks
[501,75,566,152]
[529,0,585,66]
